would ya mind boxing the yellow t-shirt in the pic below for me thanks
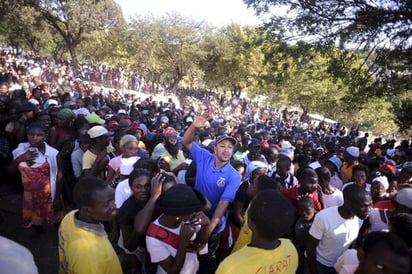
[231,206,252,254]
[217,239,298,274]
[58,210,122,274]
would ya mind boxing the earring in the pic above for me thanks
[176,217,180,221]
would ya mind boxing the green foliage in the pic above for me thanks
[123,13,207,91]
[245,0,412,134]
[34,0,124,65]
[392,93,412,134]
[199,24,268,93]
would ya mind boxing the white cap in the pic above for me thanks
[87,126,114,139]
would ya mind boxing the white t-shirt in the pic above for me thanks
[368,208,390,232]
[334,249,358,274]
[0,236,38,274]
[322,189,344,208]
[115,179,131,208]
[330,173,344,190]
[146,219,199,274]
[309,206,363,267]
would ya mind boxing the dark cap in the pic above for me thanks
[215,135,237,146]
[156,184,207,216]
[248,138,261,148]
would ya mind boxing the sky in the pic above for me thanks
[114,0,262,26]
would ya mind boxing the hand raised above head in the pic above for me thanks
[192,110,213,129]
[150,173,164,199]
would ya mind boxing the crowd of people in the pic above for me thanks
[1,50,412,274]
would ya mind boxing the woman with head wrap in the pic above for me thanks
[370,176,390,206]
[364,179,412,234]
[105,134,140,187]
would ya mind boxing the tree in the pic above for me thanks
[244,0,412,50]
[126,13,206,91]
[199,24,268,93]
[245,0,412,132]
[392,95,412,134]
[32,0,124,67]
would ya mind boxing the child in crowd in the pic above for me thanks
[294,197,317,274]
[282,168,323,212]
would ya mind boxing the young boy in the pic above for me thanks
[58,176,122,274]
[294,197,317,274]
[216,189,298,274]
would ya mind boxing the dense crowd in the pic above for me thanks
[1,50,412,274]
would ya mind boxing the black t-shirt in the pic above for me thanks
[117,195,144,226]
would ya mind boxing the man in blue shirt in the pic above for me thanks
[182,110,241,274]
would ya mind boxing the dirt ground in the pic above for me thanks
[0,181,58,274]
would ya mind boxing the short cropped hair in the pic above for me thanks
[343,183,368,202]
[73,176,109,208]
[277,155,292,168]
[315,166,331,183]
[256,175,279,192]
[297,168,318,183]
[249,189,294,241]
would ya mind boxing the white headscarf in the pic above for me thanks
[371,176,389,190]
[244,161,267,181]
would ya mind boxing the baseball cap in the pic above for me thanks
[248,138,261,148]
[85,113,105,125]
[215,135,237,146]
[87,125,114,139]
[118,109,127,115]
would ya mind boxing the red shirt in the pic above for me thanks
[282,185,323,211]
[373,199,395,210]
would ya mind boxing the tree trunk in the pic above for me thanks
[68,44,79,69]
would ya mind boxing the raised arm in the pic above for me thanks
[182,111,212,152]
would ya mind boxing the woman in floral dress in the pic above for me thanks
[8,123,64,230]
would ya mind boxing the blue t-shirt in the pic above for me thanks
[190,143,240,233]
